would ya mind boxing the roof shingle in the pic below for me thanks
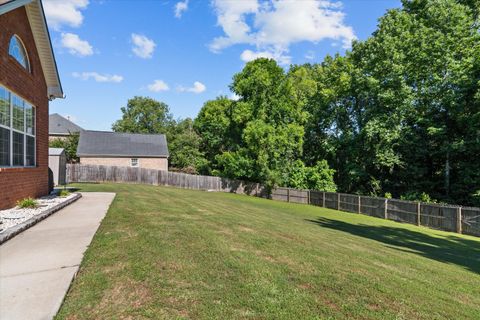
[77,130,169,158]
[49,113,83,135]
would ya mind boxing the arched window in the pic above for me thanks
[8,35,30,72]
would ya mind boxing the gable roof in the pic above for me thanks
[49,113,83,135]
[77,131,169,158]
[0,0,63,99]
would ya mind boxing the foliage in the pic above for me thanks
[401,192,437,203]
[283,160,337,192]
[112,96,174,136]
[49,133,80,163]
[59,190,71,197]
[110,0,480,205]
[16,197,38,208]
[168,118,208,174]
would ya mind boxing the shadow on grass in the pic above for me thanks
[306,217,480,274]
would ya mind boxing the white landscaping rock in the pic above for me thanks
[0,194,77,233]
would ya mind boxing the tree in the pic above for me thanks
[112,96,174,137]
[49,133,80,163]
[168,118,208,174]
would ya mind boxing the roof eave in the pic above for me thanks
[25,0,64,100]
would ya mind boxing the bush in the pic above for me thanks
[284,160,337,192]
[401,192,437,203]
[59,190,70,197]
[17,197,38,209]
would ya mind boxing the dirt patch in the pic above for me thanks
[238,226,255,233]
[97,279,152,313]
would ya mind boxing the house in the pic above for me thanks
[49,113,83,140]
[0,0,63,209]
[77,131,169,170]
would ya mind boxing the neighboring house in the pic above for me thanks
[0,0,63,209]
[77,131,169,171]
[49,113,83,140]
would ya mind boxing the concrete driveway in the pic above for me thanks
[0,192,115,320]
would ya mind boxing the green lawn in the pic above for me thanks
[56,183,480,320]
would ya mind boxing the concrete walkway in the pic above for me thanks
[0,192,115,320]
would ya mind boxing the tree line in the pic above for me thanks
[90,0,480,205]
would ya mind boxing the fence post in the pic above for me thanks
[322,192,326,207]
[456,207,462,234]
[337,193,341,210]
[307,190,310,204]
[358,195,361,214]
[384,198,388,219]
[417,202,421,226]
[287,188,290,202]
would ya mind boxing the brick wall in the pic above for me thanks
[0,6,50,209]
[80,157,169,171]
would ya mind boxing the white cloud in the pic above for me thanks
[230,92,241,101]
[177,81,206,94]
[43,0,89,30]
[131,33,156,59]
[210,0,356,64]
[61,33,93,56]
[72,72,123,83]
[175,0,189,18]
[305,50,315,60]
[240,49,290,64]
[148,80,170,92]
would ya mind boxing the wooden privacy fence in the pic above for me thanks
[67,164,480,237]
[66,164,267,197]
[271,188,480,237]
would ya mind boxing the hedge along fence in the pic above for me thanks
[67,164,480,237]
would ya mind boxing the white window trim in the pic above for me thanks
[9,34,31,73]
[0,84,36,168]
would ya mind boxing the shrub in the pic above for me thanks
[384,192,392,199]
[59,190,70,197]
[17,197,38,209]
[401,192,437,203]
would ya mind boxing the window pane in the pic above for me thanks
[9,36,29,71]
[13,131,23,166]
[0,127,9,166]
[26,135,35,166]
[0,87,9,127]
[25,103,34,135]
[12,95,24,131]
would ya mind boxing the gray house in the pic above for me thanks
[49,113,83,140]
[77,130,169,171]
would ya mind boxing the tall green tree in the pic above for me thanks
[112,96,174,137]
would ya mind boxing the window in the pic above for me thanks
[131,158,139,167]
[0,85,36,167]
[8,35,30,71]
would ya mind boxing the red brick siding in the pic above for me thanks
[0,6,50,209]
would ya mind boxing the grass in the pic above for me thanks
[16,197,38,208]
[56,183,480,320]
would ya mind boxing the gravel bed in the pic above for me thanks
[0,193,79,233]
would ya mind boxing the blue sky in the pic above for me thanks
[46,0,401,131]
